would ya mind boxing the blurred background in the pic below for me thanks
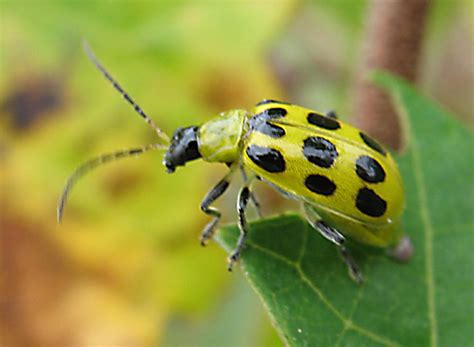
[0,1,472,346]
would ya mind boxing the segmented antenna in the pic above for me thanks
[82,40,170,145]
[57,143,167,223]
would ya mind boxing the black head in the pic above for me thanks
[164,126,202,173]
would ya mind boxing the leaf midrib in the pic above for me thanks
[396,95,438,347]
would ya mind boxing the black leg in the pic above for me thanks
[339,246,364,284]
[200,178,231,246]
[304,204,344,245]
[228,186,250,271]
[303,203,363,284]
[240,167,262,218]
[315,220,345,245]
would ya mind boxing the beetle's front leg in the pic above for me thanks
[303,203,363,284]
[199,166,236,246]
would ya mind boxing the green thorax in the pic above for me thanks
[197,109,248,163]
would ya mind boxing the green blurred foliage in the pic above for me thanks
[0,1,471,346]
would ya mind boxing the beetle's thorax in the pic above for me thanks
[197,109,247,163]
[163,109,248,173]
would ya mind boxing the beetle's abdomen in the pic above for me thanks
[243,104,404,231]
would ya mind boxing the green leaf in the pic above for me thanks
[216,73,473,346]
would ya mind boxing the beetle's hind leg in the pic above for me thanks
[303,203,363,284]
[199,165,237,246]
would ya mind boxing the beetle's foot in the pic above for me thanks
[387,235,414,263]
[227,250,241,272]
[340,246,364,284]
[348,264,364,285]
[199,233,211,247]
[199,223,217,247]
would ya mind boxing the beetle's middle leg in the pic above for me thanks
[228,180,255,271]
[303,203,363,284]
[240,166,262,218]
[199,165,237,246]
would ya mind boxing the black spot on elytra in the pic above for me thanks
[256,99,291,106]
[307,112,341,130]
[259,122,286,138]
[305,175,336,196]
[246,145,285,173]
[303,136,338,168]
[359,132,386,156]
[356,155,386,183]
[356,188,387,217]
[249,107,287,138]
[256,107,287,119]
[249,115,285,138]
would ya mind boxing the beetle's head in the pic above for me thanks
[164,126,201,173]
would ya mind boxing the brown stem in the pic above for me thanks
[353,0,431,151]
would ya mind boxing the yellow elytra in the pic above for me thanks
[58,43,411,283]
[243,101,405,248]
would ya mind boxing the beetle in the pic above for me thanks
[58,43,412,283]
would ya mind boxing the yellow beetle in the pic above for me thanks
[59,43,411,283]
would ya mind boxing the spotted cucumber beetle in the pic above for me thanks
[58,42,412,283]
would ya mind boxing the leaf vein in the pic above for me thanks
[246,240,399,346]
[408,117,438,347]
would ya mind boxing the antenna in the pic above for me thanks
[82,40,170,145]
[57,143,167,223]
